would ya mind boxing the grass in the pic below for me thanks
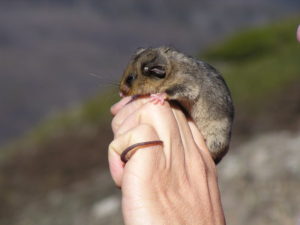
[27,88,119,143]
[204,18,299,62]
[202,17,300,111]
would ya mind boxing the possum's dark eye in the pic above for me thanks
[143,65,166,79]
[125,74,137,87]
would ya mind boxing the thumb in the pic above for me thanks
[108,124,162,187]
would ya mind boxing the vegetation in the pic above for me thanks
[202,17,300,111]
[27,88,119,141]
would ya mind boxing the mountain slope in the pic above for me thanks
[203,17,300,135]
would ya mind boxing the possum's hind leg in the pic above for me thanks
[202,119,232,164]
[206,135,229,164]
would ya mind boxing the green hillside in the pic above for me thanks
[203,17,300,111]
[0,88,119,162]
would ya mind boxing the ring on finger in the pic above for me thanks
[121,140,163,163]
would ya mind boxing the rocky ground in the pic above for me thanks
[2,128,299,225]
[219,130,300,225]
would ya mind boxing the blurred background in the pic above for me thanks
[0,0,299,224]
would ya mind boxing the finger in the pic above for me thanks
[188,121,213,160]
[108,124,162,187]
[111,97,149,134]
[181,119,221,223]
[115,101,185,165]
[120,140,163,163]
[171,106,197,155]
[171,107,214,180]
[110,96,132,116]
[108,149,124,187]
[187,120,220,219]
[171,106,213,168]
[114,100,166,138]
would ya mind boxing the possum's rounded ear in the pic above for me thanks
[130,48,146,61]
[135,48,146,56]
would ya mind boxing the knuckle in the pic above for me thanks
[114,113,141,137]
[109,123,158,155]
[140,101,167,121]
[108,140,118,154]
[141,101,159,113]
[111,115,121,133]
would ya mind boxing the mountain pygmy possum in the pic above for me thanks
[119,47,234,164]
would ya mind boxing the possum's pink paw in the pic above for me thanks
[119,92,125,98]
[150,93,168,105]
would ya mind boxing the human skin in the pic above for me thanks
[108,97,226,225]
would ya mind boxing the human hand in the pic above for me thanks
[108,97,226,225]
